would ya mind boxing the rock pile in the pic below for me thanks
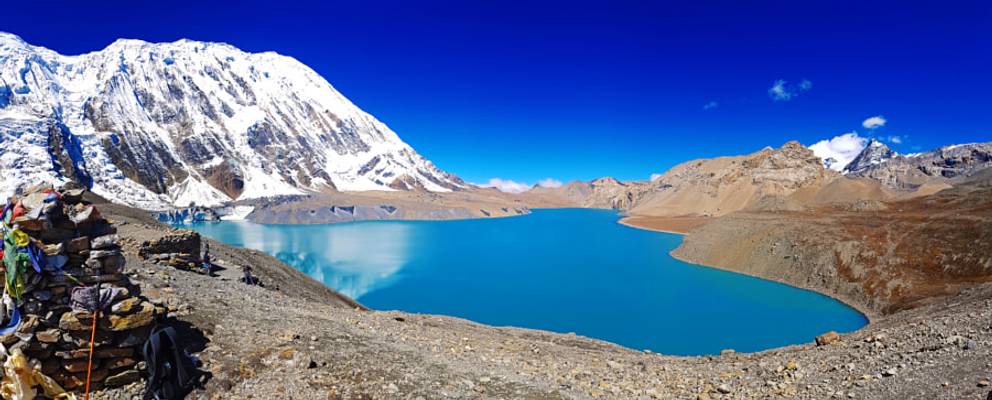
[0,184,163,393]
[138,231,202,270]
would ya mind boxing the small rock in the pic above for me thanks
[716,383,731,394]
[111,297,143,315]
[36,329,60,343]
[978,379,990,387]
[881,368,897,377]
[105,369,141,387]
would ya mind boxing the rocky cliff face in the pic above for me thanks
[0,32,464,210]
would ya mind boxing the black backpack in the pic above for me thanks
[142,325,206,400]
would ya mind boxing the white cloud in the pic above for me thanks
[477,178,531,193]
[702,101,719,110]
[768,79,812,101]
[650,173,662,181]
[862,115,887,129]
[476,177,562,193]
[768,80,790,101]
[808,132,869,171]
[886,135,903,144]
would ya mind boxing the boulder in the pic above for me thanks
[815,331,841,346]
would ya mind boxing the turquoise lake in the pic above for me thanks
[187,208,867,355]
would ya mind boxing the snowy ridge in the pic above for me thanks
[0,32,464,210]
[843,139,896,174]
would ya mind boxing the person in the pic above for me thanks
[201,242,211,274]
[241,265,258,285]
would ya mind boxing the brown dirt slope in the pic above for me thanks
[671,169,992,317]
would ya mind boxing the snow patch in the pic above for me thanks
[220,205,255,221]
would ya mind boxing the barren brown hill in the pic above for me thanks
[671,169,992,316]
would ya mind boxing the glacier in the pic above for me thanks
[0,32,465,210]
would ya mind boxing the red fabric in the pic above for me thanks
[10,202,25,220]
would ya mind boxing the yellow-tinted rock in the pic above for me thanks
[108,302,155,331]
[111,297,142,314]
[815,331,841,346]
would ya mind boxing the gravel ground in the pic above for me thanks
[85,204,992,400]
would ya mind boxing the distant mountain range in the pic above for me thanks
[525,139,992,216]
[0,32,464,210]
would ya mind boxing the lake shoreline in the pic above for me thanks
[189,208,865,354]
[619,214,877,321]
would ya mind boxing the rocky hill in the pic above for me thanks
[0,32,464,210]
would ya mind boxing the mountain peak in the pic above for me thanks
[107,38,149,48]
[0,33,465,209]
[844,139,895,174]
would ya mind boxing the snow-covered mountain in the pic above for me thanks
[843,139,895,174]
[0,32,465,210]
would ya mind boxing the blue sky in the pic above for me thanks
[4,1,989,186]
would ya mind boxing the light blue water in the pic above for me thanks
[187,208,866,355]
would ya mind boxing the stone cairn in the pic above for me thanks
[137,231,201,270]
[0,184,164,393]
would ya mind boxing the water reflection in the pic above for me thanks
[191,221,412,298]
